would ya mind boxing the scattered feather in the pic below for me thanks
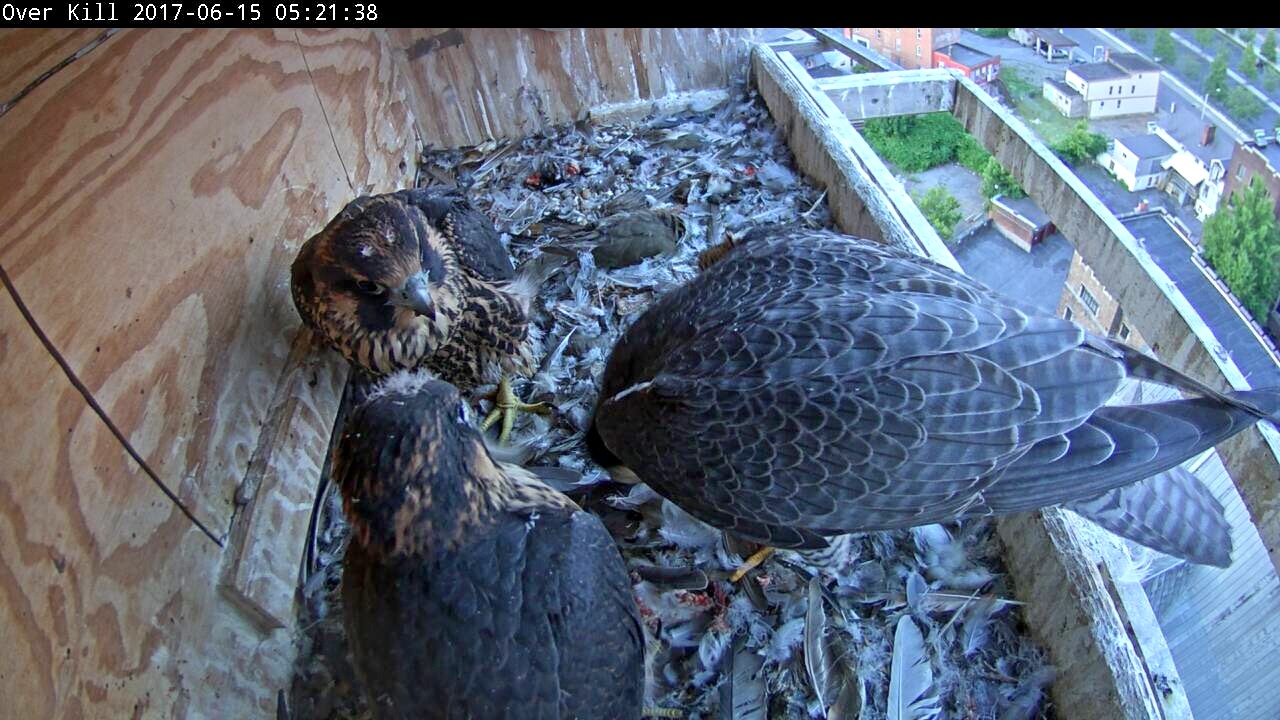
[720,633,768,720]
[888,616,941,720]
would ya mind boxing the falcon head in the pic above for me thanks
[291,194,456,374]
[332,370,488,557]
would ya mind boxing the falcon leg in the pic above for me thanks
[480,375,551,444]
[729,546,776,583]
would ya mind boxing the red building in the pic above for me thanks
[989,194,1054,251]
[933,43,1001,84]
[1223,139,1280,218]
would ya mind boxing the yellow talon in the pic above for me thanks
[729,546,776,583]
[480,376,551,444]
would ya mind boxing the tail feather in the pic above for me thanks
[1090,337,1275,420]
[985,388,1277,514]
[1067,465,1233,567]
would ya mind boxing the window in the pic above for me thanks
[916,46,922,57]
[1078,285,1100,316]
[1119,323,1131,341]
[1063,306,1074,322]
[1131,84,1136,93]
[1237,164,1247,180]
[1109,86,1114,95]
[875,29,882,39]
[896,38,902,49]
[1117,99,1122,108]
[916,28,923,39]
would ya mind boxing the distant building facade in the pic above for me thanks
[1100,124,1226,220]
[1045,51,1161,120]
[1010,28,1078,62]
[1109,133,1175,191]
[1222,139,1280,218]
[1058,250,1149,350]
[989,195,1055,251]
[933,43,1001,84]
[1043,78,1085,118]
[846,28,961,69]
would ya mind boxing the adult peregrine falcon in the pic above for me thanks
[588,227,1277,556]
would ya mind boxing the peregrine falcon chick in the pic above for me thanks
[335,370,645,720]
[291,188,547,441]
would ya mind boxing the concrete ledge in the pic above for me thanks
[817,70,957,120]
[751,45,959,270]
[802,27,901,71]
[950,75,1280,575]
[997,510,1168,720]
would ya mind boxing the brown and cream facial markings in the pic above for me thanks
[332,373,567,559]
[297,195,469,376]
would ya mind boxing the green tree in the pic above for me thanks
[1263,30,1277,64]
[1153,29,1176,61]
[1242,42,1258,79]
[973,28,1012,39]
[1128,28,1149,43]
[916,186,963,240]
[980,157,1025,200]
[1051,121,1108,166]
[1205,53,1230,101]
[1194,27,1215,49]
[1202,179,1280,324]
[1225,87,1264,121]
[1264,68,1279,92]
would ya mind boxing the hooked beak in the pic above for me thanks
[389,271,434,318]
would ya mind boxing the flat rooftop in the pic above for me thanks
[1116,133,1175,159]
[992,194,1052,228]
[1043,77,1082,97]
[1070,62,1129,82]
[935,43,994,67]
[1026,28,1078,48]
[1121,212,1280,388]
[1109,52,1162,74]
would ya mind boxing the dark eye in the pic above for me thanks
[455,404,469,425]
[356,280,383,294]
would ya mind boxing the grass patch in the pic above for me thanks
[999,65,1077,145]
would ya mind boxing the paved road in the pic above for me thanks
[1064,28,1248,159]
[1169,30,1280,120]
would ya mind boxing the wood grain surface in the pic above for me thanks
[0,28,414,717]
[384,28,754,148]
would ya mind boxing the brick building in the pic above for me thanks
[933,43,1001,84]
[1058,249,1149,349]
[989,194,1054,251]
[845,28,961,69]
[1222,139,1280,216]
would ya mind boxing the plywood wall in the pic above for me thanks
[0,28,415,717]
[384,28,756,148]
[1,26,759,716]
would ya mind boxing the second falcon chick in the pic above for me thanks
[335,370,645,720]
